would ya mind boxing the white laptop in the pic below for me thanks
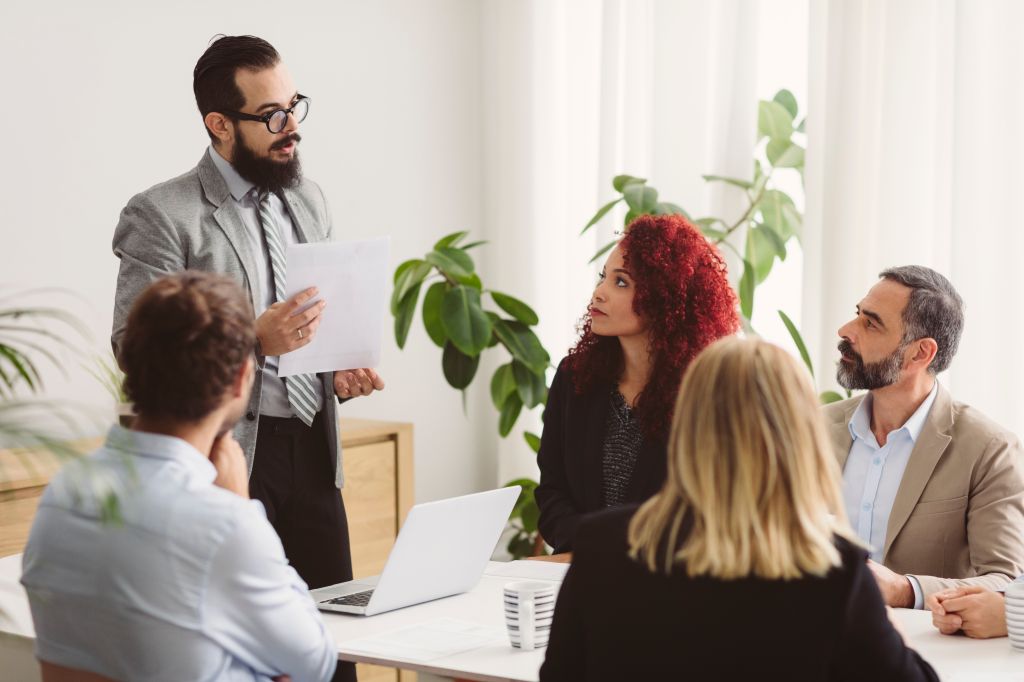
[311,486,521,616]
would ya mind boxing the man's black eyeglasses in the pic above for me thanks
[223,95,310,134]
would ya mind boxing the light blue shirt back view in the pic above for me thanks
[21,426,337,682]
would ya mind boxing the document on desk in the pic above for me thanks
[340,617,505,662]
[485,560,569,582]
[278,237,390,377]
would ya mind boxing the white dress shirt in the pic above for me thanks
[208,146,324,417]
[21,426,337,682]
[842,382,939,608]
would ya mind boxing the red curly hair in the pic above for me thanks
[566,214,739,439]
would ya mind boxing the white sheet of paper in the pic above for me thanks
[340,618,504,662]
[484,560,569,582]
[278,237,390,377]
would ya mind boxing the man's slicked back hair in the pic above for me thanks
[880,265,965,374]
[193,34,280,142]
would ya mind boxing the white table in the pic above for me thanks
[2,554,1022,681]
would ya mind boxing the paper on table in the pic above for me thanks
[484,560,569,582]
[278,237,390,377]
[340,617,505,662]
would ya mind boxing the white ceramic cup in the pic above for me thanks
[504,580,556,651]
[1005,582,1024,650]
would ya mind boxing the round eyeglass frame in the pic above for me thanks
[222,95,310,134]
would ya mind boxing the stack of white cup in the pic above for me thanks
[504,580,556,651]
[1006,581,1024,651]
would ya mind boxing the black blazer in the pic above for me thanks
[535,361,668,553]
[540,506,939,682]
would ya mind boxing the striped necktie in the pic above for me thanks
[258,191,320,426]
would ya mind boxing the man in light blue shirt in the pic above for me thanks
[824,266,1024,611]
[22,272,337,681]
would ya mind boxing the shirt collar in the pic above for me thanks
[104,424,217,484]
[208,146,255,202]
[848,381,940,446]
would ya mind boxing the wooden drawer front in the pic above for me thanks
[0,488,45,558]
[341,440,397,579]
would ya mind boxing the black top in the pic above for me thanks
[535,361,668,553]
[601,391,643,507]
[540,506,940,682]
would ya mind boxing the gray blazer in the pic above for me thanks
[111,149,345,487]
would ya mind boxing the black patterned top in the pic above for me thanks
[601,390,644,507]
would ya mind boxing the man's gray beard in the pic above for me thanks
[836,344,906,391]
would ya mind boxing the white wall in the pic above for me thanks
[0,0,494,503]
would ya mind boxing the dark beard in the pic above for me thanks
[231,127,302,193]
[836,339,905,391]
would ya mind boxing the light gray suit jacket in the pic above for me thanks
[824,384,1024,600]
[111,149,345,487]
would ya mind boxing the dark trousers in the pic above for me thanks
[250,412,357,682]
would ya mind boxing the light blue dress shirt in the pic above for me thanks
[21,426,337,682]
[842,382,939,609]
[208,146,324,418]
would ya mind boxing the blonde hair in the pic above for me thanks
[627,337,861,580]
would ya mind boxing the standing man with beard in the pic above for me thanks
[824,265,1024,610]
[111,37,380,639]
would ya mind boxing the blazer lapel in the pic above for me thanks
[828,397,859,471]
[281,189,312,244]
[882,384,954,560]
[198,151,262,313]
[583,387,612,511]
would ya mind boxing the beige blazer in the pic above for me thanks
[824,384,1024,599]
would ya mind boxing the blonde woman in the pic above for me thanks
[540,338,937,681]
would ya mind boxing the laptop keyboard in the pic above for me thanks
[323,589,374,607]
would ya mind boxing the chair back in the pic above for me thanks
[40,660,118,682]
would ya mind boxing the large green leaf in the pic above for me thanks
[778,309,814,379]
[440,286,493,355]
[739,258,755,319]
[701,174,753,190]
[390,259,432,314]
[767,139,805,168]
[758,100,794,141]
[499,392,523,437]
[494,319,549,372]
[820,390,845,405]
[581,198,621,235]
[612,174,646,192]
[421,282,448,348]
[773,89,799,119]
[759,189,799,241]
[745,225,783,284]
[512,360,545,408]
[393,282,422,349]
[652,201,690,218]
[434,230,469,250]
[623,183,658,213]
[490,363,516,410]
[442,341,480,390]
[490,291,539,326]
[425,247,475,280]
[523,431,542,453]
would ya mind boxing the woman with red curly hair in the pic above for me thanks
[535,214,739,553]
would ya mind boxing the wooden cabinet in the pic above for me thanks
[0,417,416,682]
[338,418,416,682]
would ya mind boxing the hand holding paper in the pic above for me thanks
[278,238,390,378]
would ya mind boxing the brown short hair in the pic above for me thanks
[119,271,255,421]
[193,35,280,142]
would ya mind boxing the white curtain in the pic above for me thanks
[805,0,1024,435]
[479,0,760,484]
